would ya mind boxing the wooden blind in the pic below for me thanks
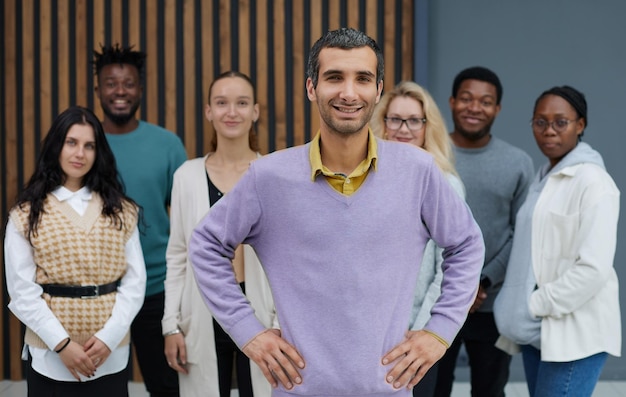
[1,0,416,380]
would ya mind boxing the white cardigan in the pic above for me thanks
[162,155,277,396]
[530,162,621,362]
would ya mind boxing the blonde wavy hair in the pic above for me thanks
[371,81,458,176]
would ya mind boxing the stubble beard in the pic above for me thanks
[455,119,494,142]
[102,102,140,126]
[320,104,374,137]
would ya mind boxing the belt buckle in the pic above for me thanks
[81,285,99,299]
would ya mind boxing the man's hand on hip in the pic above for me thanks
[243,328,305,390]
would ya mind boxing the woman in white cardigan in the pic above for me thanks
[494,86,620,397]
[162,71,277,397]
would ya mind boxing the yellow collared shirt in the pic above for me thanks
[309,130,378,195]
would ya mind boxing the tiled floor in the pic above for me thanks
[3,380,626,396]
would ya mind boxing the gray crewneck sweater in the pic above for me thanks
[453,136,534,311]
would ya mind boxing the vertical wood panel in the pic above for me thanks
[238,0,251,76]
[39,0,52,141]
[4,0,22,381]
[183,0,196,157]
[111,0,124,44]
[383,0,395,93]
[403,0,414,82]
[92,0,106,121]
[128,1,143,120]
[22,0,36,179]
[75,0,89,107]
[144,1,159,124]
[57,0,71,111]
[308,0,322,137]
[292,0,305,146]
[365,0,377,50]
[328,0,341,30]
[164,0,177,132]
[1,0,415,380]
[347,0,360,28]
[0,3,6,379]
[255,0,269,154]
[272,0,286,150]
[218,0,231,71]
[201,0,214,155]
[128,0,141,49]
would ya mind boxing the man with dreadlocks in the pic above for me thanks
[93,44,187,397]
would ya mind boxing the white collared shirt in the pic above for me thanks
[4,186,146,381]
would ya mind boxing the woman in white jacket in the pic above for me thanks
[162,71,277,397]
[494,86,620,397]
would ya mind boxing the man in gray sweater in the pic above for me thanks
[434,66,534,397]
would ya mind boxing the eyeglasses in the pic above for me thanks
[531,118,578,133]
[384,117,427,131]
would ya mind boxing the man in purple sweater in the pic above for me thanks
[189,28,485,397]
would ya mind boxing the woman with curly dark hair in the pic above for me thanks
[4,106,146,397]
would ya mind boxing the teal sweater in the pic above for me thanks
[106,121,187,296]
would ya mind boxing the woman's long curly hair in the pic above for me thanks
[14,106,140,242]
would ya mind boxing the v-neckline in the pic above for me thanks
[314,170,375,207]
[50,193,102,233]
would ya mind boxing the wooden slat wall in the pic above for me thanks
[1,0,416,380]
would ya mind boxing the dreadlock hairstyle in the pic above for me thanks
[93,43,146,81]
[14,106,140,242]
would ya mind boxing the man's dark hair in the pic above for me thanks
[306,28,384,88]
[452,66,503,105]
[93,43,146,80]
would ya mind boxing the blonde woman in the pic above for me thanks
[371,81,465,397]
[162,71,277,397]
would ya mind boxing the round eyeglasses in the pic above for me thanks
[531,118,578,133]
[384,117,427,131]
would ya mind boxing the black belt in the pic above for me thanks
[41,280,120,298]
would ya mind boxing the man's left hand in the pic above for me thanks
[382,330,447,389]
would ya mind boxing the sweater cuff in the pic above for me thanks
[424,313,462,346]
[422,330,449,348]
[228,313,267,349]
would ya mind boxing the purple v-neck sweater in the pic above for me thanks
[190,139,484,397]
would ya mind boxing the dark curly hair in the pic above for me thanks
[93,43,146,80]
[14,106,140,242]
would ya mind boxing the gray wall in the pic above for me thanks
[427,0,626,379]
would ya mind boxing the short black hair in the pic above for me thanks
[93,43,146,81]
[306,28,384,88]
[452,66,503,105]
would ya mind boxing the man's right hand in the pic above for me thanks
[242,328,305,389]
[469,284,487,313]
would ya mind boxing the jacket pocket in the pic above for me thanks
[542,210,579,261]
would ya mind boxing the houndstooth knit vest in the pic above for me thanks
[10,193,138,349]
